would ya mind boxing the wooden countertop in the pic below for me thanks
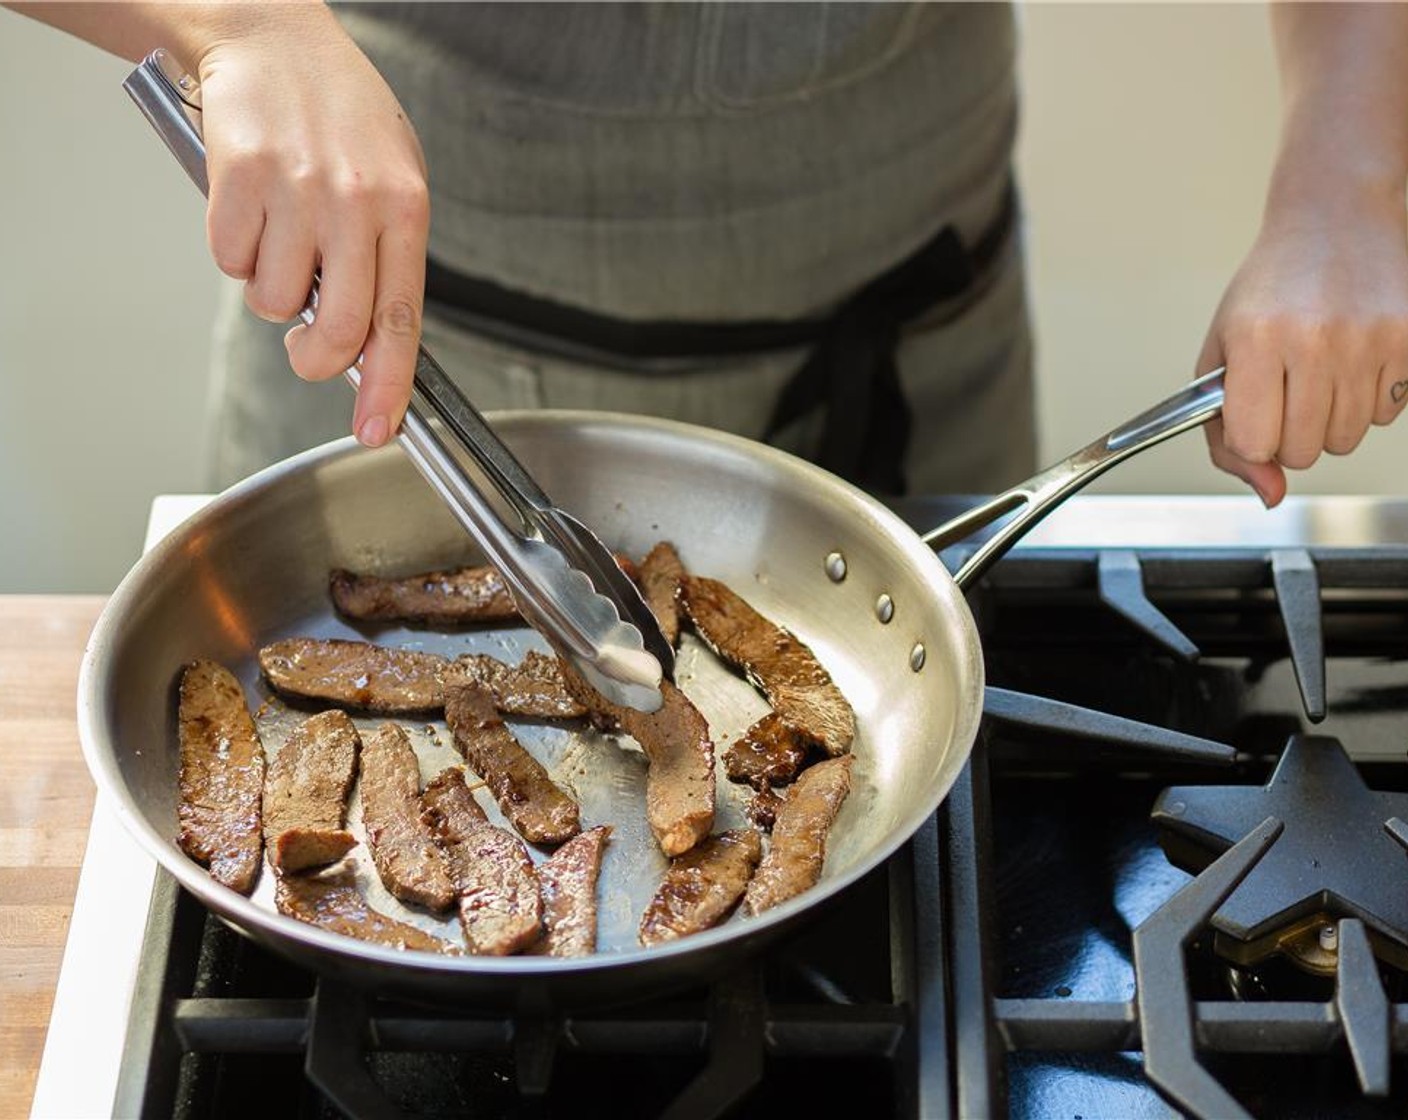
[0,596,103,1119]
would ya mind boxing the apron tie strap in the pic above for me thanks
[764,187,1017,494]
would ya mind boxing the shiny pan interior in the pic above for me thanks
[77,412,983,1007]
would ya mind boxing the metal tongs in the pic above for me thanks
[124,49,671,712]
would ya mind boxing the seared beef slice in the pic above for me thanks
[330,563,519,626]
[723,712,813,789]
[275,867,458,954]
[259,638,448,713]
[638,541,686,649]
[177,660,266,894]
[680,576,855,756]
[330,553,637,628]
[561,668,714,857]
[270,828,357,873]
[422,768,542,955]
[639,829,763,946]
[262,710,360,872]
[534,825,611,957]
[359,724,455,912]
[444,683,580,846]
[745,784,787,831]
[449,651,586,720]
[745,756,853,914]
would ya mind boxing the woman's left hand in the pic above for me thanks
[1197,192,1408,508]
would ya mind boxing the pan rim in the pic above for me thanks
[76,410,985,977]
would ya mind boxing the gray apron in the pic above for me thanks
[207,2,1034,492]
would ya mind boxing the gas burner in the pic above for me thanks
[1153,734,1408,973]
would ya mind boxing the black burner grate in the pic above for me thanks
[117,819,944,1120]
[948,544,1408,1119]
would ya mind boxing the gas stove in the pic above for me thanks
[31,494,1408,1119]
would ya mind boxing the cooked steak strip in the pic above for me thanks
[562,668,714,857]
[744,755,854,914]
[330,554,640,628]
[274,867,458,954]
[270,827,357,874]
[638,541,686,649]
[260,639,587,722]
[448,651,587,720]
[723,713,813,790]
[421,768,542,955]
[532,825,611,957]
[177,660,266,894]
[262,710,361,871]
[330,563,519,626]
[745,784,786,832]
[680,576,855,757]
[444,683,581,845]
[259,638,448,713]
[639,829,763,946]
[360,724,456,912]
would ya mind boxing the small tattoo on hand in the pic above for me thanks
[1393,380,1408,405]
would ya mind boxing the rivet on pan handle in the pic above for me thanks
[922,368,1226,590]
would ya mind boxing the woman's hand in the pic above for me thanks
[1199,2,1408,508]
[5,1,430,446]
[1198,194,1408,508]
[196,4,429,448]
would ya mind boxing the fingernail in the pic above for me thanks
[358,414,389,447]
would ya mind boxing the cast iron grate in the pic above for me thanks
[116,814,944,1120]
[950,545,1408,1119]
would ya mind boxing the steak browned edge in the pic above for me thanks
[177,659,266,894]
[559,664,715,857]
[639,829,763,946]
[744,755,854,915]
[360,723,456,912]
[422,767,543,955]
[680,576,855,757]
[262,709,361,872]
[443,682,581,846]
[258,638,449,713]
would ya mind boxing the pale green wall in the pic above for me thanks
[1018,4,1404,501]
[1,17,216,592]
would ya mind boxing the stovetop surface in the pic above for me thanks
[35,494,1408,1120]
[138,855,920,1119]
[963,514,1408,1119]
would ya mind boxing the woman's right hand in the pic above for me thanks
[195,3,429,448]
[5,1,429,445]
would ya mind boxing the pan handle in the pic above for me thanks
[922,367,1226,589]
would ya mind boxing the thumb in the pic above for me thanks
[1203,418,1287,508]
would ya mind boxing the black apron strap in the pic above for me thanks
[763,187,1017,494]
